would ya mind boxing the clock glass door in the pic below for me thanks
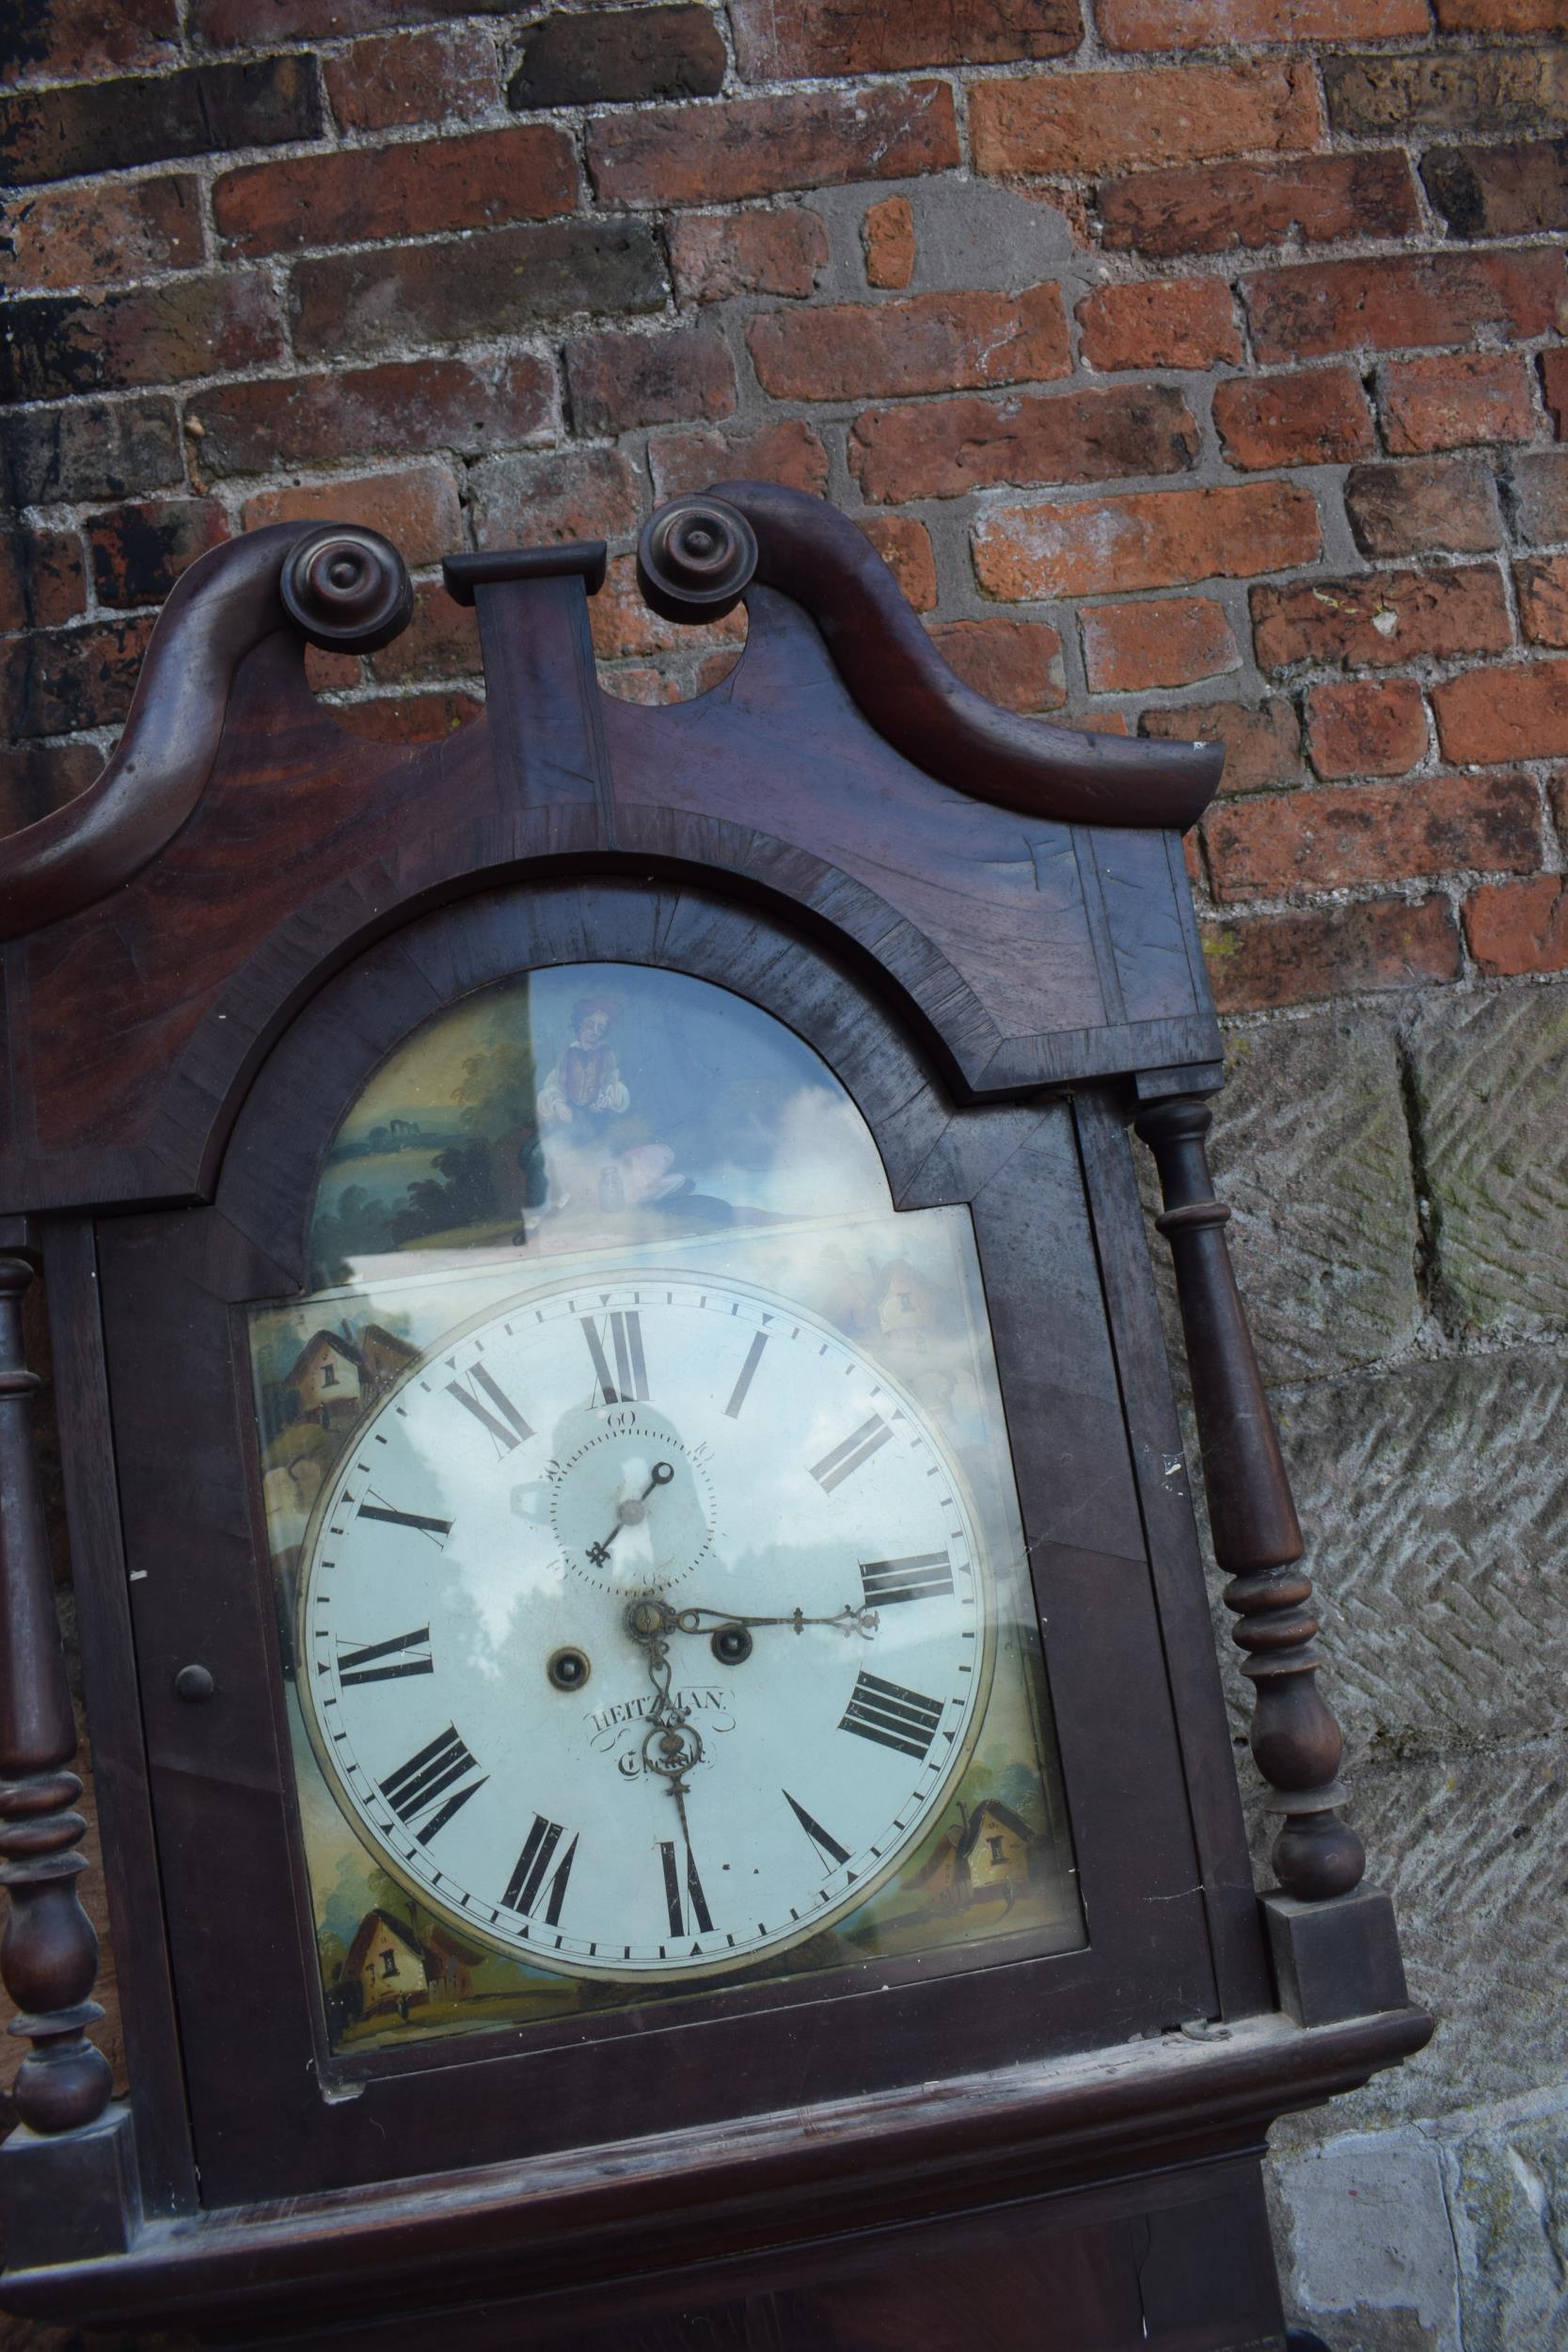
[244,964,1085,2060]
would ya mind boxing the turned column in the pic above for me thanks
[0,1251,113,2133]
[1134,1096,1364,1902]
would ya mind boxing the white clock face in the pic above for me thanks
[298,1271,993,1980]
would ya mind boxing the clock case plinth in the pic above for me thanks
[0,486,1430,2347]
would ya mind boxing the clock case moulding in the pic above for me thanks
[0,485,1430,2349]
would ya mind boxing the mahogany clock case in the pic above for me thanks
[0,486,1430,2343]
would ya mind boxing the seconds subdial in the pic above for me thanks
[551,1421,717,1593]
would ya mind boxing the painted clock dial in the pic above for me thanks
[297,1270,993,1980]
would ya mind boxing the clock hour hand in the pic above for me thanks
[672,1601,879,1640]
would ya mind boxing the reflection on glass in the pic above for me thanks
[248,965,1084,2054]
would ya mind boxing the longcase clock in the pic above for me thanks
[0,485,1430,2349]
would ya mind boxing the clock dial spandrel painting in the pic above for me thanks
[245,965,1084,2060]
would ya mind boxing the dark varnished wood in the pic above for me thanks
[0,505,1223,1216]
[1134,1093,1364,1902]
[95,890,1223,2209]
[0,2010,1425,2339]
[695,485,1226,828]
[0,488,1430,2341]
[0,1246,111,2133]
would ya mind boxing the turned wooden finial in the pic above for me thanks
[0,1253,113,2134]
[1134,1096,1365,1903]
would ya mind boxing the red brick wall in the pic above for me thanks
[3,0,1566,1023]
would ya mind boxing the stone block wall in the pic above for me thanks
[3,2,1566,2345]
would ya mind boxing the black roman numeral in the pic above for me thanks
[783,1789,850,1869]
[659,1839,713,1938]
[356,1493,451,1546]
[581,1311,648,1406]
[380,1724,487,1844]
[839,1672,944,1761]
[447,1363,532,1456]
[335,1626,433,1686]
[503,1814,578,1927]
[859,1552,955,1607]
[809,1414,893,1493]
[723,1329,768,1420]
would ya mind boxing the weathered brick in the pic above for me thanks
[1517,554,1568,647]
[926,617,1066,713]
[241,465,464,570]
[1101,0,1425,40]
[1076,278,1240,371]
[0,173,202,295]
[1433,660,1568,764]
[649,419,828,501]
[190,357,554,479]
[669,211,828,306]
[1205,772,1537,903]
[1212,368,1374,470]
[2,396,182,505]
[1306,679,1428,780]
[849,383,1198,502]
[732,0,1079,73]
[1201,895,1460,1013]
[1409,986,1568,1334]
[1543,350,1568,441]
[193,0,515,37]
[858,516,938,610]
[1510,452,1568,546]
[749,285,1069,402]
[1465,877,1568,977]
[366,580,479,685]
[1344,458,1502,560]
[974,482,1319,600]
[470,447,645,548]
[324,28,499,130]
[589,83,959,209]
[589,553,746,660]
[2,0,177,88]
[566,327,735,434]
[0,743,102,840]
[1324,48,1568,140]
[1423,138,1568,243]
[1380,352,1537,454]
[605,666,686,708]
[4,274,285,401]
[971,62,1322,179]
[1243,247,1565,363]
[1252,566,1511,673]
[863,197,915,291]
[289,221,666,362]
[1140,697,1304,795]
[0,56,321,186]
[1434,0,1568,20]
[330,691,482,744]
[0,530,86,634]
[215,124,576,258]
[510,6,723,106]
[1080,596,1239,692]
[0,616,154,739]
[86,498,228,608]
[1097,151,1418,261]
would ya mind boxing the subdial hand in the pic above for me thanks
[584,1459,674,1571]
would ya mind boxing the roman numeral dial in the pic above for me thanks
[297,1269,993,1985]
